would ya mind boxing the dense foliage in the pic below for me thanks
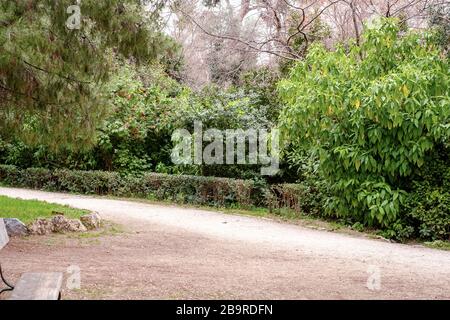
[0,63,183,174]
[397,143,450,240]
[279,19,449,239]
[0,0,177,148]
[0,63,282,179]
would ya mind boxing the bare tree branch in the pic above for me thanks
[174,4,301,60]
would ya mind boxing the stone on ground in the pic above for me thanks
[52,215,87,233]
[28,218,54,235]
[80,212,101,230]
[3,218,29,237]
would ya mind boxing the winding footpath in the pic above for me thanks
[0,187,449,299]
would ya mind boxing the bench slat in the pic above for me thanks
[9,272,63,300]
[0,218,9,250]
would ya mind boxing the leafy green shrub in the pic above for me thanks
[405,188,450,240]
[21,167,58,190]
[0,164,22,185]
[144,173,254,206]
[279,18,450,228]
[267,178,327,216]
[393,144,450,241]
[170,85,277,179]
[54,169,123,195]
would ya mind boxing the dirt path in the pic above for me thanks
[0,187,449,299]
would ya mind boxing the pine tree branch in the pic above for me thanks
[21,59,92,85]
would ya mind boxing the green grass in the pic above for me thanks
[0,195,88,224]
[424,240,450,251]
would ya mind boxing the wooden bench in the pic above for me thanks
[0,218,63,300]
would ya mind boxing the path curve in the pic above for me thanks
[0,187,449,299]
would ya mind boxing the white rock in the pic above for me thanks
[28,219,53,235]
[80,212,102,230]
[52,215,87,233]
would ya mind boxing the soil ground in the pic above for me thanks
[0,187,449,300]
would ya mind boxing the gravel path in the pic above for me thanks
[0,187,449,299]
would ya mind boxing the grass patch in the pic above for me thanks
[0,195,88,224]
[423,240,450,251]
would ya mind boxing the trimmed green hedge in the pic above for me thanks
[0,165,255,207]
[0,164,327,215]
[0,165,319,211]
[267,183,325,215]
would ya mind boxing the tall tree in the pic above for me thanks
[0,0,175,149]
